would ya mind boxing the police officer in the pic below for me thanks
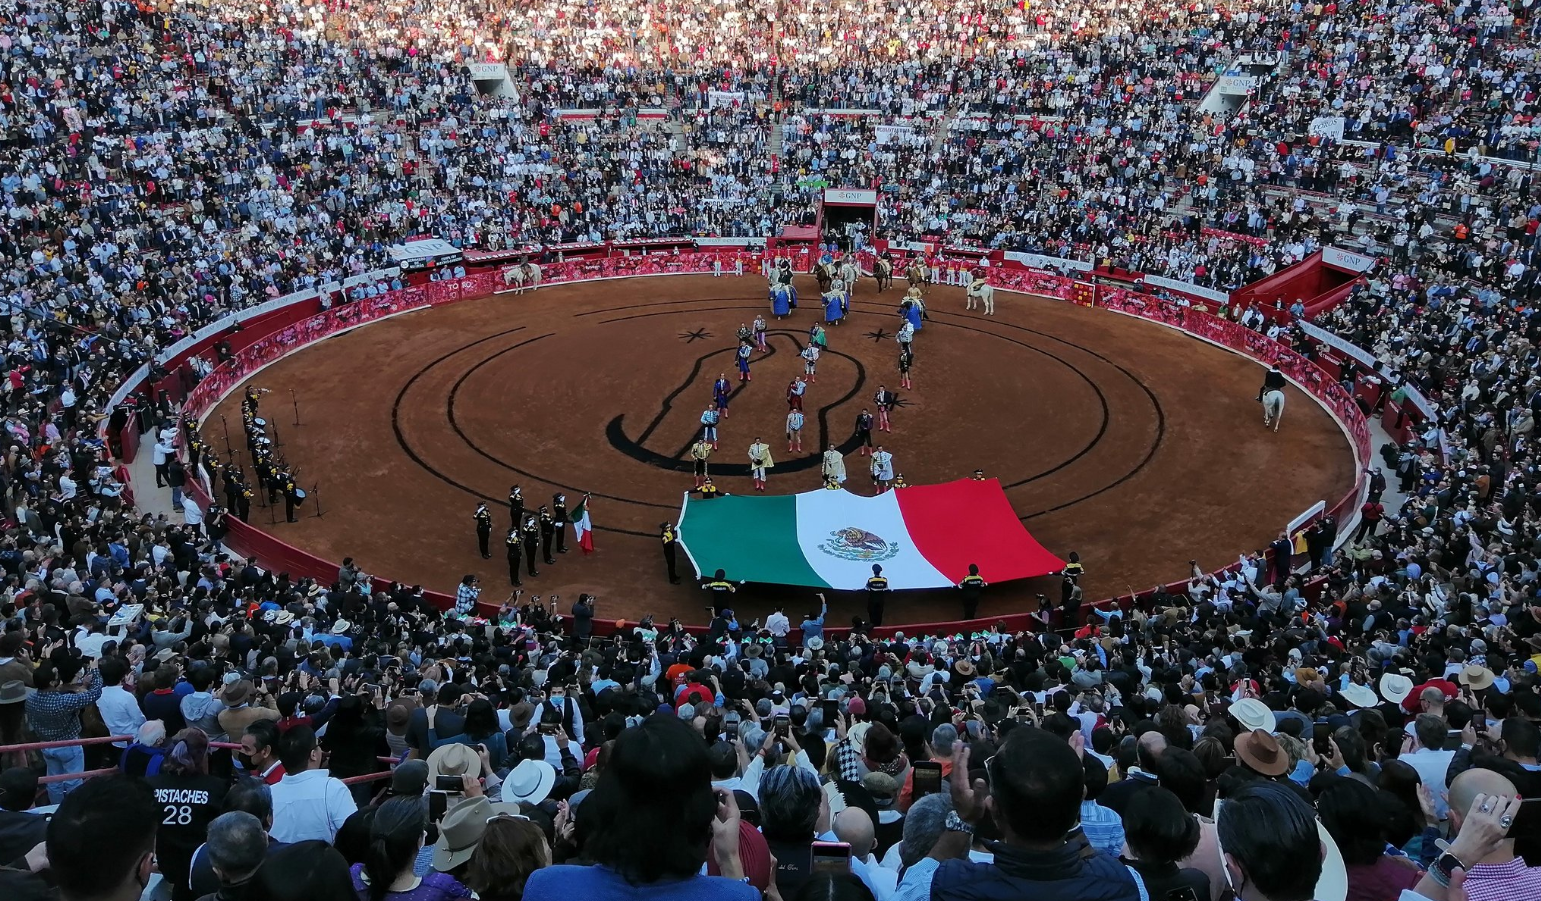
[552,494,569,554]
[474,502,493,558]
[958,564,987,620]
[660,522,681,584]
[521,515,541,577]
[506,527,522,586]
[702,568,737,617]
[508,484,524,528]
[539,505,556,564]
[865,564,890,627]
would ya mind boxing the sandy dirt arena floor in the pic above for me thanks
[203,274,1356,627]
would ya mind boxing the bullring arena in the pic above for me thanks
[188,255,1358,627]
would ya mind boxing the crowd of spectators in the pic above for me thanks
[0,0,1540,899]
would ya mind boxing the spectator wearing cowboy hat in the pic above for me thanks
[218,681,279,739]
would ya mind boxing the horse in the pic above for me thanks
[838,260,859,290]
[503,261,542,294]
[814,260,835,294]
[770,283,794,319]
[966,278,995,315]
[906,260,929,293]
[873,257,893,292]
[1261,389,1286,432]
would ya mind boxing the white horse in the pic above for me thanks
[838,260,859,289]
[1262,389,1286,432]
[966,278,995,315]
[503,261,542,294]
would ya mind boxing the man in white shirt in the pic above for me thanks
[1403,714,1458,820]
[765,607,790,639]
[268,725,357,842]
[96,658,146,749]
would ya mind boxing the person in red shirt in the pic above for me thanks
[1353,499,1383,544]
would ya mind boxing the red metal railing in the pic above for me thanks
[1,735,400,787]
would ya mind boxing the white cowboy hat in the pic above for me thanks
[1229,698,1276,734]
[1378,672,1415,704]
[1339,683,1379,709]
[1213,802,1349,901]
[331,620,351,636]
[501,759,557,806]
[806,637,824,652]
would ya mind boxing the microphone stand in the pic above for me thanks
[220,414,233,457]
[311,483,324,519]
[291,389,301,427]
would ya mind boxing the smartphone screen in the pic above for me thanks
[434,775,464,793]
[810,841,852,875]
[912,761,943,798]
[1312,723,1332,756]
[775,713,790,737]
[821,699,838,721]
[428,790,449,822]
[1032,701,1044,718]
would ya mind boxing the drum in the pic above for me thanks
[292,488,307,504]
[255,437,272,446]
[252,418,267,428]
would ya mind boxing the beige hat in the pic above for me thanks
[432,795,525,871]
[425,743,481,785]
[1229,697,1276,733]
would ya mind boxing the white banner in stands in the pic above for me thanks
[874,125,916,145]
[1309,115,1346,141]
[693,237,767,245]
[1215,75,1257,95]
[709,91,746,108]
[1002,251,1093,272]
[1402,383,1438,419]
[1322,246,1376,272]
[823,189,878,205]
[1296,321,1378,368]
[1142,275,1230,304]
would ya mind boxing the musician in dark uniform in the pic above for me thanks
[222,464,241,511]
[539,505,556,564]
[1258,364,1287,401]
[958,564,987,620]
[474,502,493,558]
[508,485,524,528]
[506,527,522,586]
[552,494,569,554]
[521,515,541,576]
[865,564,890,627]
[235,482,252,523]
[281,472,299,523]
[702,568,737,617]
[660,522,681,584]
[263,459,282,505]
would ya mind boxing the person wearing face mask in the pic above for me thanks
[534,683,585,767]
[240,719,285,784]
[268,724,358,843]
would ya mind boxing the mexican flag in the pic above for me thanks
[676,479,1062,589]
[572,495,593,553]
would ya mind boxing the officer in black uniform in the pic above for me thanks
[958,563,987,620]
[701,568,737,617]
[235,482,252,523]
[474,502,493,558]
[552,494,569,554]
[521,515,541,577]
[506,527,522,586]
[660,522,681,583]
[539,505,556,564]
[1258,363,1287,401]
[281,472,299,523]
[509,485,524,528]
[865,564,890,627]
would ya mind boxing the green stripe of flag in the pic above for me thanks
[679,493,827,587]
